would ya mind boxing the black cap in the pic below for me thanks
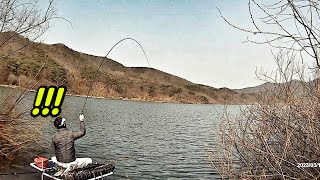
[54,117,66,129]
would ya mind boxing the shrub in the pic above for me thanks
[148,84,156,97]
[19,59,41,77]
[169,87,182,97]
[211,57,320,179]
[80,66,100,80]
[198,95,209,103]
[50,66,68,85]
[188,91,195,95]
[113,84,126,94]
[6,59,19,75]
[0,96,47,169]
[0,67,10,83]
[184,84,200,91]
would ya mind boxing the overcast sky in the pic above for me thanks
[40,0,279,89]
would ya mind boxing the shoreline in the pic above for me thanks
[0,84,251,105]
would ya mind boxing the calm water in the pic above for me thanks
[0,87,239,179]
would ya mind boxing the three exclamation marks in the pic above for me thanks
[31,86,67,117]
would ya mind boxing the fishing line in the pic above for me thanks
[81,38,151,113]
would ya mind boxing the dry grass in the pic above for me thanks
[0,52,49,169]
[211,56,320,179]
[0,94,48,169]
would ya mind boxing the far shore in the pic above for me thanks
[0,84,250,105]
[0,84,190,104]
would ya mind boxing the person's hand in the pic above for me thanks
[79,114,85,121]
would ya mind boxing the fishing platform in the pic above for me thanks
[30,160,115,180]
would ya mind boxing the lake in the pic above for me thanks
[0,87,239,179]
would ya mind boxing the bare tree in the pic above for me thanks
[212,0,320,179]
[0,0,59,55]
[0,0,60,168]
[218,0,320,69]
[211,53,320,179]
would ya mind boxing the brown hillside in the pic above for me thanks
[0,32,253,104]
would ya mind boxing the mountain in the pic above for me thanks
[234,79,317,97]
[0,32,253,104]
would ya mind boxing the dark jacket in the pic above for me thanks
[52,121,86,163]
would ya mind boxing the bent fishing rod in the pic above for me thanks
[81,38,151,113]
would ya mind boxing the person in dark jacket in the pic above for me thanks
[51,114,92,173]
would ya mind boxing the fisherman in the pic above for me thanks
[52,114,92,174]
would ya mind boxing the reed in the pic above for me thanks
[0,95,48,169]
[211,54,320,179]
